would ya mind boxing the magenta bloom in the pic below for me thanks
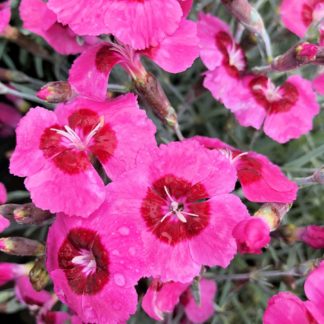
[187,136,297,204]
[108,141,250,282]
[0,102,21,137]
[19,0,95,55]
[297,225,324,249]
[10,94,156,217]
[68,23,198,101]
[236,75,320,143]
[46,195,147,323]
[280,0,324,44]
[233,217,271,254]
[143,278,216,323]
[264,261,324,323]
[198,14,248,112]
[0,1,10,33]
[47,0,191,50]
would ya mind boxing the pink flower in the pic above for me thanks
[142,279,189,320]
[297,225,324,249]
[19,0,95,55]
[68,23,198,101]
[0,1,10,33]
[233,217,271,254]
[313,72,324,95]
[46,194,147,323]
[187,136,298,203]
[143,278,216,323]
[10,94,156,217]
[47,0,191,50]
[263,261,324,323]
[108,141,250,282]
[0,102,21,137]
[198,14,248,113]
[236,74,320,143]
[0,263,29,286]
[280,0,324,44]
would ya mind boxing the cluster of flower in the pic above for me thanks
[0,0,323,323]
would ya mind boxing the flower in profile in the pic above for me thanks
[0,102,21,137]
[108,141,250,282]
[46,192,147,323]
[0,1,10,33]
[19,0,96,55]
[198,13,248,111]
[280,0,324,44]
[142,278,216,323]
[10,94,156,217]
[263,261,324,323]
[187,136,297,203]
[47,0,192,50]
[68,21,199,101]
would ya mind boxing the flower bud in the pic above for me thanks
[29,257,49,291]
[254,203,291,231]
[297,225,324,249]
[0,68,30,83]
[13,203,53,225]
[36,81,74,103]
[0,237,45,256]
[233,217,271,254]
[134,72,178,127]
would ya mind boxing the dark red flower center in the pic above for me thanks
[302,0,324,27]
[58,227,109,295]
[141,174,210,245]
[215,31,247,79]
[249,75,299,114]
[39,109,117,174]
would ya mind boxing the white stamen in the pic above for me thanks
[253,79,282,102]
[161,186,199,223]
[50,116,105,151]
[72,250,96,276]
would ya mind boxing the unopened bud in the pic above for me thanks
[265,42,318,72]
[29,257,49,291]
[37,81,74,103]
[0,237,45,256]
[13,203,53,225]
[279,224,298,244]
[0,203,54,225]
[254,203,291,231]
[134,72,178,127]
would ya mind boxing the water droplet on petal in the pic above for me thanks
[114,273,126,287]
[112,249,120,256]
[112,300,122,311]
[118,226,130,236]
[128,247,136,256]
